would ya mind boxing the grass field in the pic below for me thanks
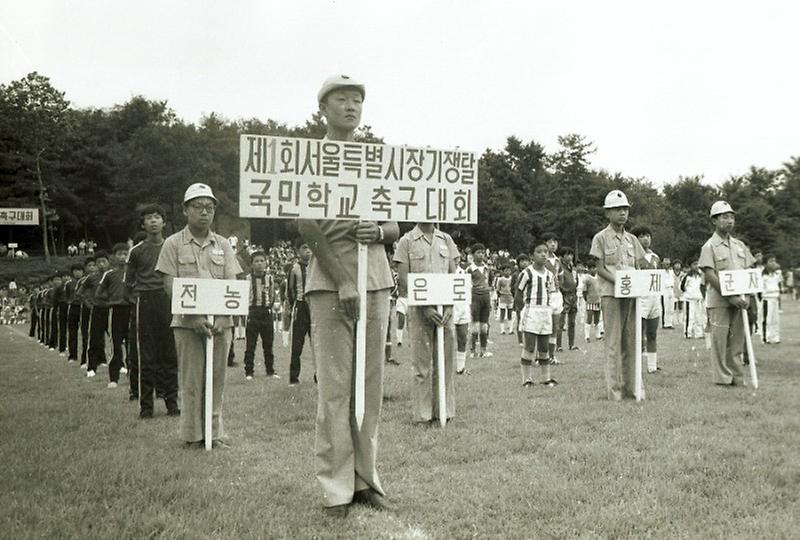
[1,300,799,539]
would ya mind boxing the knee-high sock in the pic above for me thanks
[584,323,591,341]
[456,351,466,372]
[647,352,657,372]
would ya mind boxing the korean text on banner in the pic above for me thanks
[614,270,669,298]
[0,208,39,226]
[718,269,763,296]
[239,135,478,224]
[171,279,250,316]
[407,273,471,306]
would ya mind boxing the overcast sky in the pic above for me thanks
[2,0,798,186]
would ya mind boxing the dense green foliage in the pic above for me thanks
[2,73,798,264]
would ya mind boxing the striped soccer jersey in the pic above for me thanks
[517,265,557,307]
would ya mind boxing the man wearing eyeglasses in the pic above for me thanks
[156,183,242,449]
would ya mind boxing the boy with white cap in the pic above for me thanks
[297,75,399,517]
[698,201,754,386]
[156,183,242,448]
[589,190,647,400]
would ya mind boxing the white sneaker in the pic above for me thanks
[80,364,88,370]
[59,352,66,357]
[107,382,118,389]
[120,367,128,375]
[87,370,96,378]
[49,347,55,351]
[481,351,494,358]
[268,374,281,379]
[67,359,76,365]
[245,375,254,381]
[100,363,107,368]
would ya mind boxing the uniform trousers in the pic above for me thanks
[244,306,275,376]
[58,303,68,352]
[708,306,745,385]
[308,290,389,507]
[173,324,230,442]
[600,297,639,400]
[290,301,311,382]
[48,306,59,348]
[109,305,131,383]
[407,307,455,423]
[138,291,178,413]
[80,306,91,365]
[557,292,578,348]
[29,308,37,337]
[87,306,109,371]
[67,304,81,360]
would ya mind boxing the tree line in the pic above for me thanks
[2,72,799,266]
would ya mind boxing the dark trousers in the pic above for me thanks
[67,304,81,360]
[557,293,578,349]
[290,301,311,382]
[29,309,38,337]
[87,306,109,371]
[109,305,131,383]
[244,307,274,376]
[58,303,68,352]
[48,307,58,348]
[128,304,139,397]
[137,291,178,413]
[80,306,91,365]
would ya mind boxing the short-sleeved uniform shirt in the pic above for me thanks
[589,225,646,297]
[698,232,754,308]
[155,226,242,328]
[393,225,458,276]
[305,220,394,294]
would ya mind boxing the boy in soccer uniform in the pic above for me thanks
[28,286,39,340]
[495,266,514,335]
[468,243,493,358]
[287,240,314,383]
[590,190,647,401]
[243,250,279,381]
[698,201,754,386]
[557,247,580,352]
[454,255,471,374]
[517,242,558,387]
[65,264,84,364]
[761,255,781,344]
[541,233,564,363]
[96,243,132,388]
[583,260,602,343]
[125,205,178,417]
[631,226,662,373]
[85,251,110,378]
[512,253,531,347]
[680,260,706,339]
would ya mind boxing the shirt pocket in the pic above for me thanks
[604,247,620,266]
[437,245,450,272]
[409,249,426,273]
[209,253,225,278]
[177,251,199,278]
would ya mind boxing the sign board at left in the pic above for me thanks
[239,135,478,224]
[171,278,250,316]
[0,208,39,226]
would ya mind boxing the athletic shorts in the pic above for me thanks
[395,297,408,316]
[639,295,662,320]
[453,302,470,325]
[470,294,491,324]
[519,305,552,335]
[549,290,564,316]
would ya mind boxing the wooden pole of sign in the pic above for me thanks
[634,299,644,401]
[436,306,446,428]
[354,245,368,429]
[205,315,214,451]
[741,308,759,389]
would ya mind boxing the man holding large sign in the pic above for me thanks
[156,183,242,449]
[589,190,647,401]
[394,223,459,425]
[296,76,399,517]
[698,201,755,386]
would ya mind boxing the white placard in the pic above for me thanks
[171,278,250,315]
[614,270,670,298]
[239,135,478,223]
[718,269,763,296]
[407,273,470,306]
[0,208,39,226]
[8,243,18,249]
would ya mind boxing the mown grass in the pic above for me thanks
[1,300,798,539]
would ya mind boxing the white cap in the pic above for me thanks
[317,74,365,104]
[603,190,630,209]
[710,200,735,217]
[183,183,218,204]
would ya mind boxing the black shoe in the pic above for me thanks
[556,346,564,352]
[129,394,138,401]
[167,408,180,417]
[544,378,558,387]
[227,361,238,368]
[352,489,392,511]
[139,410,153,419]
[184,440,204,450]
[522,380,534,388]
[569,346,580,351]
[323,504,349,518]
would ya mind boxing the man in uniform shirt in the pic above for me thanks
[698,201,754,386]
[156,184,241,447]
[589,190,647,401]
[297,75,399,517]
[126,204,178,416]
[394,223,459,425]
